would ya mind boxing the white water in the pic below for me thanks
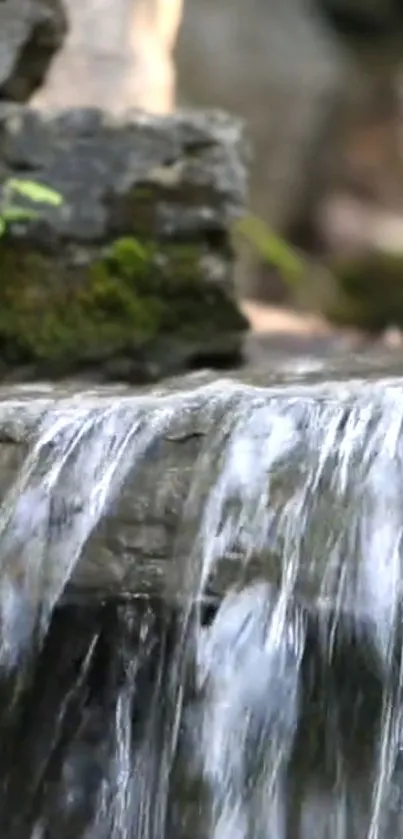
[0,396,179,671]
[0,375,402,837]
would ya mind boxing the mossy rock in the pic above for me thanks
[325,251,403,331]
[0,237,248,380]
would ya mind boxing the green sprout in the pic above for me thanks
[234,213,306,290]
[0,178,63,236]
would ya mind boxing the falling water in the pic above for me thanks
[0,375,403,837]
[0,395,179,673]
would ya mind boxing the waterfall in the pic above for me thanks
[0,375,402,837]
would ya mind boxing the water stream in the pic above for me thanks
[0,368,402,837]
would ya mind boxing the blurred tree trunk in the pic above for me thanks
[33,0,183,113]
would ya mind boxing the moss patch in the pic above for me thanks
[325,251,403,331]
[0,236,247,375]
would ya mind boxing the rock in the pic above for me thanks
[0,106,248,380]
[323,250,403,331]
[0,0,67,102]
[32,0,349,300]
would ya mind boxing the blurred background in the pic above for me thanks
[32,0,403,342]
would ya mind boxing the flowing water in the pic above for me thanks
[0,366,403,838]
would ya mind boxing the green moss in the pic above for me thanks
[326,251,403,331]
[0,236,246,371]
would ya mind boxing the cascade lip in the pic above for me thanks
[0,363,402,449]
[0,358,402,608]
[0,344,403,404]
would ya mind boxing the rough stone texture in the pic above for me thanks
[24,0,403,318]
[0,105,248,381]
[0,0,67,102]
[30,0,346,301]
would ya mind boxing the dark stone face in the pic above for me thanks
[317,0,403,37]
[0,596,181,839]
[0,0,67,102]
[285,608,385,839]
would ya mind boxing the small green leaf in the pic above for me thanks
[6,179,63,207]
[3,205,39,223]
